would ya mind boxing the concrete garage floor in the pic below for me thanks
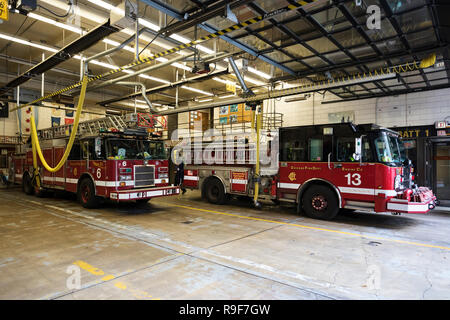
[1,186,450,300]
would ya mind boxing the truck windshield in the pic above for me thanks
[374,133,402,165]
[107,139,166,160]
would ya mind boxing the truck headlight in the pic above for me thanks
[159,173,168,178]
[119,175,132,181]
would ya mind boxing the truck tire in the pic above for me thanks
[302,185,339,220]
[23,172,34,195]
[77,178,100,208]
[205,178,226,205]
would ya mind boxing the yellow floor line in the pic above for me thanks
[162,203,450,251]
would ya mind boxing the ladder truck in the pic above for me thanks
[181,121,436,220]
[11,113,179,208]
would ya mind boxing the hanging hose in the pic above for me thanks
[253,112,262,209]
[31,133,41,189]
[30,76,88,174]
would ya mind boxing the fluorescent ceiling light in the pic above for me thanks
[102,39,191,72]
[28,12,83,34]
[87,0,121,14]
[219,94,236,99]
[242,76,266,86]
[89,0,214,55]
[213,77,242,89]
[0,32,58,53]
[41,0,272,82]
[247,66,270,79]
[181,86,213,96]
[40,0,104,23]
[199,98,213,102]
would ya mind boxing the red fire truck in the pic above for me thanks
[11,114,179,208]
[182,122,436,220]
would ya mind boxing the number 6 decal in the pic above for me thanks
[96,168,101,179]
[345,173,361,186]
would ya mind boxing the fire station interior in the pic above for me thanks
[0,0,450,302]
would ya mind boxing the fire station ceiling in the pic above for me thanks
[0,0,449,110]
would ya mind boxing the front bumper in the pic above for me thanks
[110,185,180,201]
[387,188,436,214]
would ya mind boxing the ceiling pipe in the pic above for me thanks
[116,81,159,113]
[228,56,253,97]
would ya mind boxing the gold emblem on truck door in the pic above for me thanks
[288,172,296,181]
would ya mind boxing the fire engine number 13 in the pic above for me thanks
[345,173,361,186]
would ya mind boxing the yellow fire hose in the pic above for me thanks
[30,76,88,184]
[253,112,262,208]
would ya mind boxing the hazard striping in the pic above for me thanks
[161,203,450,252]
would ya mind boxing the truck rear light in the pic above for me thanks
[119,168,132,173]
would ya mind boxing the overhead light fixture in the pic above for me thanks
[181,86,214,96]
[0,32,58,52]
[247,67,271,79]
[219,94,236,99]
[27,12,82,34]
[284,95,308,103]
[199,98,213,102]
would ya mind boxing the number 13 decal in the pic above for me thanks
[345,173,361,186]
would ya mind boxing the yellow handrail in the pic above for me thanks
[30,76,88,173]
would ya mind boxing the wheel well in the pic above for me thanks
[77,174,96,195]
[201,175,225,198]
[297,179,341,209]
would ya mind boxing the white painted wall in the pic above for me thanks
[0,102,105,137]
[263,87,450,128]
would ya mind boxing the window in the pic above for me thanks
[68,142,81,160]
[309,138,323,161]
[362,137,374,162]
[283,139,307,162]
[81,139,105,160]
[374,134,402,164]
[0,155,7,168]
[336,137,355,162]
[106,139,166,160]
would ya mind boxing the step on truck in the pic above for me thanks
[11,114,179,208]
[181,122,436,220]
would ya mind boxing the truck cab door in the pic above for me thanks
[332,136,376,203]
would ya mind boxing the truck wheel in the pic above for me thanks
[77,178,100,208]
[23,173,34,195]
[302,185,339,220]
[205,178,226,204]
